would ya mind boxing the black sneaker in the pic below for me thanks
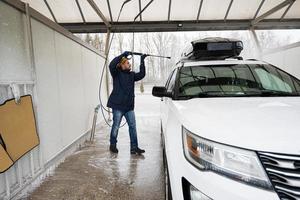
[130,147,145,154]
[110,144,118,153]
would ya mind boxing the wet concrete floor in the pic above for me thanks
[26,92,165,200]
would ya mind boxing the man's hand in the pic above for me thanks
[141,54,148,60]
[122,51,131,58]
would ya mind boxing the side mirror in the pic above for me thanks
[152,86,172,98]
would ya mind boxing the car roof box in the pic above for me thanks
[181,37,243,61]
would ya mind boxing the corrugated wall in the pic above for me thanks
[0,1,107,199]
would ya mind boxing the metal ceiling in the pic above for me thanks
[20,0,300,32]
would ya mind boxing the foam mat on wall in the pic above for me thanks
[0,95,39,172]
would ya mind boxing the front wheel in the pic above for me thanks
[163,150,173,200]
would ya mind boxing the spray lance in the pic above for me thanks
[124,51,171,60]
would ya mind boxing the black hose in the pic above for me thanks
[98,0,130,128]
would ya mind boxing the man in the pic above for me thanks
[107,51,147,154]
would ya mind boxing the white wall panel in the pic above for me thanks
[0,1,32,82]
[18,154,31,182]
[264,46,300,79]
[96,55,107,105]
[82,48,105,128]
[7,167,18,192]
[0,174,5,196]
[31,19,63,163]
[55,32,86,146]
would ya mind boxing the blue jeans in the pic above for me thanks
[110,109,138,150]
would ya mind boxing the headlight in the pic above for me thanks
[182,127,272,190]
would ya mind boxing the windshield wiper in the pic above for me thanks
[255,90,300,97]
[178,91,224,99]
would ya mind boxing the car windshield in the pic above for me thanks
[177,64,300,99]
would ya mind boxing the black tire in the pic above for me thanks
[163,149,173,200]
[160,123,164,148]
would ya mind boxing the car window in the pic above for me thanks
[167,69,178,92]
[294,77,300,91]
[165,70,174,89]
[255,68,292,92]
[177,64,300,99]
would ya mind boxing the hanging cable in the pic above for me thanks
[131,0,155,66]
[98,0,133,127]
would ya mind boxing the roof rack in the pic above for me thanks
[181,37,243,61]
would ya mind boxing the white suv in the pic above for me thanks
[152,38,300,200]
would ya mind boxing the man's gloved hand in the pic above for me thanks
[141,54,148,60]
[122,51,131,58]
[140,54,147,66]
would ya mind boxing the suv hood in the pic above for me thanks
[172,97,300,154]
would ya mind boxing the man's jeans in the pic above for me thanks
[110,109,138,150]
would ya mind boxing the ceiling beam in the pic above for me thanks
[196,0,204,22]
[280,0,295,21]
[134,0,154,22]
[250,28,262,54]
[75,0,86,23]
[60,19,300,33]
[138,0,142,22]
[253,0,265,20]
[106,0,113,23]
[224,0,234,22]
[252,0,295,25]
[263,41,300,55]
[43,0,57,23]
[168,0,172,22]
[87,0,110,27]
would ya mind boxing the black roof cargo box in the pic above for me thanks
[181,37,243,61]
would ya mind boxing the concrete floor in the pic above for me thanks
[26,90,165,200]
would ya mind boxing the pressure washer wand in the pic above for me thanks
[145,54,171,59]
[128,51,171,59]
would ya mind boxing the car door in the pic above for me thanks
[161,68,178,132]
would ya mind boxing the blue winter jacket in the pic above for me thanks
[107,54,145,111]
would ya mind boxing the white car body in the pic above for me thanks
[160,60,300,200]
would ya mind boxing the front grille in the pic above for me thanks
[258,152,300,200]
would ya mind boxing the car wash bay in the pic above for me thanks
[1,0,300,200]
